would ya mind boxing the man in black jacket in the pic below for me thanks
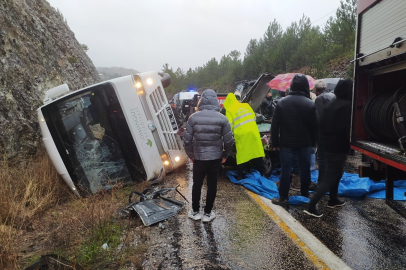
[304,80,353,217]
[183,89,234,222]
[260,91,274,119]
[271,74,318,205]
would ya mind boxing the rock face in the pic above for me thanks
[0,0,101,156]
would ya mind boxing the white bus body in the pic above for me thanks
[37,72,187,196]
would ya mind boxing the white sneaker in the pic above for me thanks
[202,211,216,223]
[188,210,202,221]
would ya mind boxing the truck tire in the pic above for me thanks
[158,72,171,88]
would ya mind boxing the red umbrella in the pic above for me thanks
[267,73,316,92]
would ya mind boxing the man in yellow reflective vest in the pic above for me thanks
[223,93,265,179]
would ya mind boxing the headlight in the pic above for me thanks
[134,81,144,95]
[161,154,171,166]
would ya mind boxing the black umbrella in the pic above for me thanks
[320,78,343,91]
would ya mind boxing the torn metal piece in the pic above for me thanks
[125,186,186,226]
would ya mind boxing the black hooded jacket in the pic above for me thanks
[271,74,318,148]
[318,80,353,154]
[260,96,274,118]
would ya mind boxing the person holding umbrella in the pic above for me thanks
[270,74,318,205]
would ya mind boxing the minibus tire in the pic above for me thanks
[158,72,171,88]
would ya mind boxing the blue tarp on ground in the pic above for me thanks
[226,169,406,205]
[227,170,279,200]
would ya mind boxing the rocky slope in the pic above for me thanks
[0,0,100,156]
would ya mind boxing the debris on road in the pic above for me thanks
[122,186,187,226]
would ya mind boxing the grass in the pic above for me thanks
[76,221,122,267]
[0,147,151,269]
[0,148,70,269]
[67,56,78,64]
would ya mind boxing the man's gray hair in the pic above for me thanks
[314,80,327,92]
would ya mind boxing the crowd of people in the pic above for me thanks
[178,74,353,222]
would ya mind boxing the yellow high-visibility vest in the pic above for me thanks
[224,93,265,165]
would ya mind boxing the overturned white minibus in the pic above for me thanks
[37,72,187,196]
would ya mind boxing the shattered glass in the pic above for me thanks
[47,84,137,194]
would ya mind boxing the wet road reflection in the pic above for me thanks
[143,164,406,269]
[289,196,406,270]
[166,165,318,269]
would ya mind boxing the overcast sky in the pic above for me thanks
[47,0,342,72]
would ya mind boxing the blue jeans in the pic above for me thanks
[279,147,312,199]
[292,147,315,175]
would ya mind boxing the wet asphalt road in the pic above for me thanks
[143,162,406,269]
[288,197,406,270]
[144,163,317,269]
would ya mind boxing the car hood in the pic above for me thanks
[241,73,275,112]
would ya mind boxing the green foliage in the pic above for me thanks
[81,44,89,52]
[67,56,77,64]
[56,8,64,20]
[163,0,357,94]
[23,255,41,268]
[77,221,122,267]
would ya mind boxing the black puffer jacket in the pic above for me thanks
[271,74,318,148]
[183,89,234,160]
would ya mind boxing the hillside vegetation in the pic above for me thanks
[163,0,356,94]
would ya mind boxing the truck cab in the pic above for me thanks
[38,72,188,196]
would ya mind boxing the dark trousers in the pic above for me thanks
[192,159,222,213]
[308,153,347,210]
[279,147,312,199]
[237,157,264,177]
[292,154,299,175]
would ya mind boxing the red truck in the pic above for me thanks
[352,0,406,216]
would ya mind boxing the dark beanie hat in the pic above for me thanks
[334,80,353,101]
